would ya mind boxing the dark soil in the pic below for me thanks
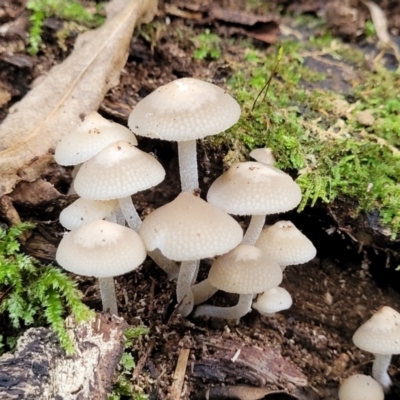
[1,1,400,399]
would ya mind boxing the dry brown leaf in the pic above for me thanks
[0,0,158,197]
[362,0,400,62]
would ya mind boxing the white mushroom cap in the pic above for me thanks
[252,287,293,315]
[128,78,241,141]
[353,306,400,355]
[55,111,137,166]
[74,140,165,200]
[338,374,384,400]
[255,221,316,267]
[207,162,302,216]
[59,198,119,230]
[56,219,146,277]
[139,192,243,261]
[208,245,282,294]
[250,148,276,165]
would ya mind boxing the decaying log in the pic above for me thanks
[0,313,127,400]
[193,338,307,389]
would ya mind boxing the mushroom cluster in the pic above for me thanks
[54,78,317,321]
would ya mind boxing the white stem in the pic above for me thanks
[115,208,126,226]
[148,248,180,280]
[176,260,197,316]
[178,140,198,192]
[192,278,218,305]
[372,353,392,393]
[118,197,141,231]
[192,260,200,284]
[242,215,266,245]
[194,294,253,320]
[98,277,118,315]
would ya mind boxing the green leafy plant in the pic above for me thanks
[109,325,150,400]
[0,222,93,354]
[192,29,222,60]
[27,0,105,54]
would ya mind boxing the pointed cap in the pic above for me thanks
[209,245,282,294]
[128,78,241,141]
[139,192,243,261]
[55,111,137,166]
[352,306,400,355]
[207,162,302,216]
[56,219,146,277]
[60,198,119,230]
[255,221,316,267]
[74,140,165,200]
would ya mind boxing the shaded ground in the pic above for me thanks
[1,0,400,399]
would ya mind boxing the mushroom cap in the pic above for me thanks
[208,245,282,294]
[249,148,275,165]
[255,221,316,267]
[338,374,384,400]
[252,287,293,315]
[207,162,302,216]
[56,219,146,277]
[55,111,137,166]
[352,306,400,355]
[74,140,165,200]
[59,198,119,230]
[128,78,241,142]
[139,192,243,261]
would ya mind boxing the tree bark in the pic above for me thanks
[0,313,126,400]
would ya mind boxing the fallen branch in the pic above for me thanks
[0,313,127,400]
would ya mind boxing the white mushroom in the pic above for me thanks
[74,140,165,231]
[55,111,137,166]
[338,374,384,400]
[194,245,282,320]
[56,219,146,315]
[255,220,316,271]
[139,192,243,316]
[249,147,276,165]
[352,305,400,392]
[207,162,302,245]
[128,78,241,192]
[59,198,119,230]
[252,287,293,316]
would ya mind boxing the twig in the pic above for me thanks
[0,285,13,305]
[170,348,190,400]
[132,340,155,380]
[251,47,283,112]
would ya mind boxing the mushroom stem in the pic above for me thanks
[115,208,126,226]
[372,353,392,392]
[194,293,253,319]
[98,277,118,315]
[192,278,218,305]
[118,196,142,231]
[242,215,266,245]
[178,140,198,192]
[176,260,197,316]
[148,248,180,280]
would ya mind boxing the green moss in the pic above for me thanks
[27,0,105,54]
[0,223,93,354]
[191,29,222,60]
[206,31,400,237]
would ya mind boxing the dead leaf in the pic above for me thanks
[210,7,280,44]
[0,0,158,197]
[164,4,203,20]
[361,0,400,62]
[362,0,391,45]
